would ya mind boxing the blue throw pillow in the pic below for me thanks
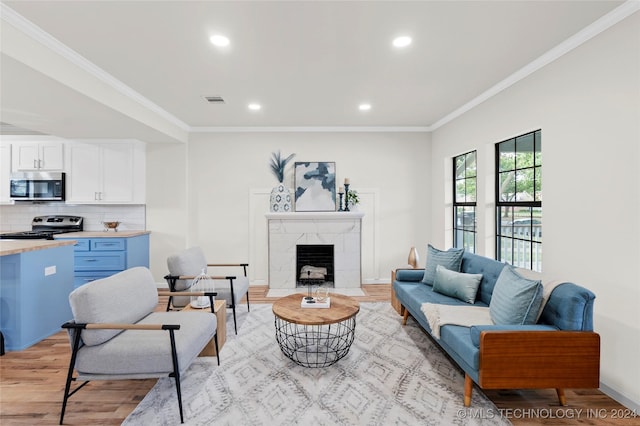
[432,265,483,304]
[421,244,464,285]
[489,266,543,325]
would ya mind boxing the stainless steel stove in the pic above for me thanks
[0,215,84,240]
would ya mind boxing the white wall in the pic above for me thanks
[430,13,640,410]
[146,131,431,284]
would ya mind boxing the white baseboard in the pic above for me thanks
[599,382,640,412]
[362,278,391,284]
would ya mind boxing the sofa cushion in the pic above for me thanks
[440,325,480,371]
[489,267,543,325]
[69,267,158,346]
[74,311,216,377]
[432,265,483,304]
[421,245,464,285]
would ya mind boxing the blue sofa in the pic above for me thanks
[392,251,600,406]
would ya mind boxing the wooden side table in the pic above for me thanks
[182,299,226,356]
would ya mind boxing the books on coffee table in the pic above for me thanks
[301,297,331,308]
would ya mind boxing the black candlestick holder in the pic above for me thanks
[338,191,344,211]
[344,184,350,211]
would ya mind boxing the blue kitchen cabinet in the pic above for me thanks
[56,233,149,288]
[0,242,75,351]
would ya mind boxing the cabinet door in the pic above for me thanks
[39,142,64,170]
[0,144,11,203]
[13,143,39,170]
[12,142,64,170]
[67,143,101,202]
[101,143,134,203]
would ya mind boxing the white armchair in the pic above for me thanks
[165,247,250,334]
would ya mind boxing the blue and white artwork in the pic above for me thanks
[294,162,336,211]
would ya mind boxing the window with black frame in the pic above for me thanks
[495,130,542,271]
[453,151,477,252]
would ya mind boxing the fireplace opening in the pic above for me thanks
[296,244,334,288]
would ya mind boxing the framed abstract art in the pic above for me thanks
[294,161,336,211]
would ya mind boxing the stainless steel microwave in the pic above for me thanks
[10,172,65,201]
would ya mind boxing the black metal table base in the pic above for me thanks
[274,316,356,368]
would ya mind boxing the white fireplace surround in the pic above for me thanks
[266,212,364,289]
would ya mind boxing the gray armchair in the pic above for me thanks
[165,246,250,334]
[60,267,218,424]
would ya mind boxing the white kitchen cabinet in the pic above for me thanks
[66,140,145,204]
[12,141,64,171]
[0,143,12,203]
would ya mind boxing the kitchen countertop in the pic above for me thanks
[0,239,77,256]
[54,230,151,238]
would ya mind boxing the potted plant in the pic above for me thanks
[346,189,360,210]
[269,151,295,212]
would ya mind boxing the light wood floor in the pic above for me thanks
[0,285,635,425]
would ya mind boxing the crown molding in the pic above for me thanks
[0,3,190,133]
[430,0,640,132]
[188,126,431,133]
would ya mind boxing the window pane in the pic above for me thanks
[499,171,516,201]
[498,139,515,171]
[498,206,513,237]
[455,181,466,202]
[534,167,542,201]
[465,178,476,202]
[455,156,466,179]
[532,207,542,242]
[465,152,477,178]
[516,133,534,169]
[534,130,542,166]
[515,169,534,201]
[463,207,475,230]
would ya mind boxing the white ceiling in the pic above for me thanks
[0,1,632,143]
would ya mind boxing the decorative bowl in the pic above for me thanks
[102,221,120,231]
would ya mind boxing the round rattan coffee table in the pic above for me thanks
[272,293,360,368]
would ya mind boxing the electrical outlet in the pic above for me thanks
[45,266,56,276]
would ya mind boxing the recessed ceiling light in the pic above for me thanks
[248,103,262,111]
[210,35,230,47]
[392,36,412,48]
[359,103,371,111]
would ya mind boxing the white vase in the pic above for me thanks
[270,183,292,212]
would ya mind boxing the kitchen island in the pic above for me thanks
[54,231,150,288]
[0,239,76,351]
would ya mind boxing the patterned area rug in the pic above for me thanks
[123,303,511,426]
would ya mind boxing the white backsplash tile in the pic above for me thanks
[0,204,146,231]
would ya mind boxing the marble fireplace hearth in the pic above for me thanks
[266,212,364,289]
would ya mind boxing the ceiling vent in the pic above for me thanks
[204,96,225,104]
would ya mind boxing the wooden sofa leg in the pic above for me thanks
[464,374,473,407]
[402,309,409,325]
[556,388,566,406]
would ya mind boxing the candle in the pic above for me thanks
[339,186,344,193]
[344,178,350,185]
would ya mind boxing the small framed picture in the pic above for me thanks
[294,162,336,211]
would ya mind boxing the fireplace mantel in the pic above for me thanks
[266,211,364,289]
[265,211,365,220]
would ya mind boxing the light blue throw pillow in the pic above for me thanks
[489,266,543,325]
[421,244,464,285]
[432,265,483,304]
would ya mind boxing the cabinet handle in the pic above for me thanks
[84,259,98,262]
[34,159,37,168]
[39,159,43,169]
